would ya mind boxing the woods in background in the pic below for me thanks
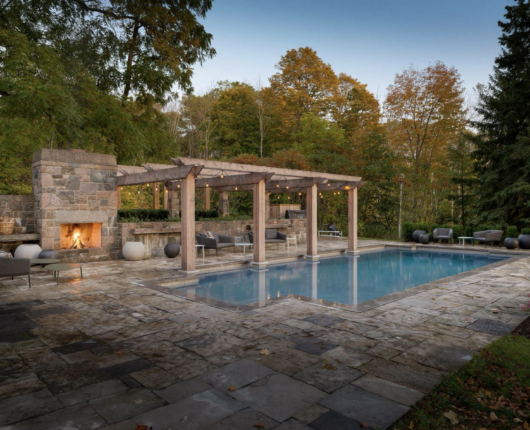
[2,0,529,234]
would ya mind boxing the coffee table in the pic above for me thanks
[234,243,253,254]
[30,258,60,267]
[44,263,83,285]
[458,237,474,247]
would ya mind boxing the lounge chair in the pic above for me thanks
[195,232,236,255]
[433,228,453,245]
[248,229,287,248]
[472,230,504,247]
[0,257,31,287]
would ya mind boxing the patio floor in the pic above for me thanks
[1,239,529,429]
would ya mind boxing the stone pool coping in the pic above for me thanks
[136,245,524,314]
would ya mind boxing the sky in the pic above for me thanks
[189,0,509,98]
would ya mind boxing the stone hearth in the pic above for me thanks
[32,149,119,262]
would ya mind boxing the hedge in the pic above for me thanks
[118,209,169,222]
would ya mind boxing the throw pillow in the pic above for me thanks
[205,231,215,239]
[0,251,12,258]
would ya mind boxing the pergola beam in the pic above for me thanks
[195,172,274,189]
[117,165,203,186]
[172,157,361,182]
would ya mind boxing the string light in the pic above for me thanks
[220,171,224,179]
[235,187,238,191]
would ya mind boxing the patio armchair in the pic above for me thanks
[472,230,504,247]
[0,257,31,287]
[248,229,287,248]
[196,232,237,255]
[433,228,453,245]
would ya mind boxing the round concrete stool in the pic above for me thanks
[39,249,60,259]
[164,243,181,258]
[419,233,431,244]
[122,242,146,261]
[412,230,426,243]
[503,237,519,250]
[518,234,530,250]
[14,244,42,260]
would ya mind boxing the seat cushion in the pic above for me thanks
[217,242,235,249]
[265,229,277,239]
[266,239,286,243]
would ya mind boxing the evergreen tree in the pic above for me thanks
[473,0,530,226]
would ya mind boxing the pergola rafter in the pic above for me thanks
[116,157,363,272]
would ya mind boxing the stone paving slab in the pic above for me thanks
[274,418,312,429]
[303,314,346,327]
[154,377,211,403]
[56,379,129,406]
[352,374,424,407]
[129,366,180,390]
[89,387,166,423]
[468,318,516,336]
[358,358,445,394]
[229,374,327,422]
[0,402,106,430]
[319,385,409,429]
[0,388,63,426]
[199,358,275,390]
[204,409,278,429]
[293,360,363,393]
[294,338,339,356]
[310,410,371,430]
[134,388,246,430]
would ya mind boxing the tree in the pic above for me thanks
[268,47,339,144]
[210,83,261,158]
[385,62,466,221]
[473,0,530,227]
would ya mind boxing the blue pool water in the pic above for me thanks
[183,250,508,307]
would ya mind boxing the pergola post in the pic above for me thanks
[306,184,319,259]
[117,186,121,209]
[265,193,270,220]
[347,187,358,254]
[219,191,229,216]
[181,172,196,273]
[152,183,160,209]
[253,179,267,266]
[204,187,211,210]
[163,184,168,209]
[168,189,180,218]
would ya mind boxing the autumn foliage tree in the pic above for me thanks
[385,62,466,223]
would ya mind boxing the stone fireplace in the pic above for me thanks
[32,148,119,262]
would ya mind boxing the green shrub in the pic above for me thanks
[195,209,219,221]
[402,223,416,242]
[521,228,530,235]
[118,209,169,222]
[505,225,518,238]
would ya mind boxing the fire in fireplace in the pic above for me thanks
[60,223,102,250]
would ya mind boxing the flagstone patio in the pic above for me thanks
[1,240,529,429]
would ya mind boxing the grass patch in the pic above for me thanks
[393,334,530,430]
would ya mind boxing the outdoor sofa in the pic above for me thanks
[433,228,453,245]
[472,230,504,247]
[0,257,31,287]
[248,229,287,247]
[195,232,237,255]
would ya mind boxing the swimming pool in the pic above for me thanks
[178,249,508,308]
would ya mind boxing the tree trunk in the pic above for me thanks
[122,21,140,102]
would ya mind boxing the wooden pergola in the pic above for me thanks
[117,157,364,273]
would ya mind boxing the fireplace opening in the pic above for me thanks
[60,223,102,250]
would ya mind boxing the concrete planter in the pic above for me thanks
[14,244,42,259]
[122,242,145,261]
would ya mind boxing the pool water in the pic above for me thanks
[182,249,508,307]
